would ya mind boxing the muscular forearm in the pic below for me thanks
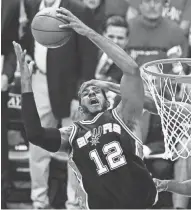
[86,29,138,75]
[167,180,191,196]
[22,92,61,152]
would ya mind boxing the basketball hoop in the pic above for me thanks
[141,58,191,161]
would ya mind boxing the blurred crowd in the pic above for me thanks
[1,0,191,209]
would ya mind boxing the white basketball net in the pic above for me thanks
[141,61,191,161]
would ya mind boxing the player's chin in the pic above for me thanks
[147,13,161,20]
[88,104,103,114]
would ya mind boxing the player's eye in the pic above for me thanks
[108,35,114,39]
[93,88,100,93]
[96,89,101,93]
[117,36,124,40]
[82,92,88,96]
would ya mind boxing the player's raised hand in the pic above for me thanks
[13,41,34,84]
[56,7,92,36]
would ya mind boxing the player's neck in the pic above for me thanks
[83,112,100,121]
[141,16,162,28]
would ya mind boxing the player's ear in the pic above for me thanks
[78,106,84,114]
[106,100,110,109]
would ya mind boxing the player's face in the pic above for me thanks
[140,0,164,20]
[104,26,128,50]
[82,0,102,9]
[80,86,108,114]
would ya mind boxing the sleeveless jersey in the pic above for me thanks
[69,109,157,209]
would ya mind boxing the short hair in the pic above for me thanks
[103,15,129,36]
[78,82,107,104]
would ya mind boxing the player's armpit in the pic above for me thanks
[143,91,158,115]
[58,125,73,152]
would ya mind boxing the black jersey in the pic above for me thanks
[69,108,157,209]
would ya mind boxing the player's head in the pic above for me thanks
[139,0,165,20]
[103,16,129,50]
[82,0,102,10]
[78,82,109,116]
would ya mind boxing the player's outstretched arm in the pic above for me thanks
[13,42,71,152]
[56,7,138,75]
[56,8,144,122]
[154,178,191,197]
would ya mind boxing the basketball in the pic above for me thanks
[31,7,72,48]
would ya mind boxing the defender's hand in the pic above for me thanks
[56,7,92,36]
[70,99,81,121]
[153,178,169,192]
[81,79,109,92]
[13,41,34,84]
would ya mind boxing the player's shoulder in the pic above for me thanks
[76,110,113,126]
[59,124,77,138]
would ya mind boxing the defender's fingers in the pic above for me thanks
[56,7,72,17]
[13,41,23,55]
[21,49,27,61]
[84,80,97,87]
[80,81,95,93]
[13,42,22,61]
[18,43,23,52]
[59,24,71,29]
[28,61,35,74]
[56,13,72,22]
[59,22,77,29]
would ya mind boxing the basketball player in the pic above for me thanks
[55,9,191,210]
[153,178,191,196]
[13,7,158,209]
[78,78,191,121]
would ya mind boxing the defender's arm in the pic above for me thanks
[167,180,191,196]
[154,179,191,196]
[22,93,71,152]
[13,41,71,153]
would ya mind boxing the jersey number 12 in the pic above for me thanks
[89,141,127,175]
